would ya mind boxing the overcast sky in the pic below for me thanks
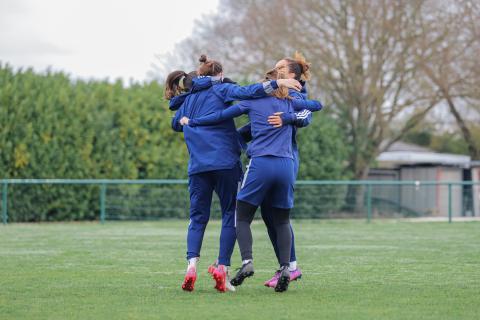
[0,0,219,83]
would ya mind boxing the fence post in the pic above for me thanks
[367,183,372,223]
[2,181,7,224]
[448,183,452,223]
[100,183,106,224]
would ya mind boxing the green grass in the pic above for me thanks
[1,220,479,320]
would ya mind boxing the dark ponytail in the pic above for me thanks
[164,70,197,100]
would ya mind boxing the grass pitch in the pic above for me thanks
[1,220,479,319]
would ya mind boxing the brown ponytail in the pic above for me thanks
[284,51,311,81]
[164,70,197,100]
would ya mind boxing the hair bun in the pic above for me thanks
[199,54,208,63]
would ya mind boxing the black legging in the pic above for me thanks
[261,204,296,264]
[236,200,292,266]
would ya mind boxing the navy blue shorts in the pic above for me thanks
[238,156,294,209]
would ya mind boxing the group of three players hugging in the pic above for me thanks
[165,52,323,293]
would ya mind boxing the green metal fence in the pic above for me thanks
[1,179,479,224]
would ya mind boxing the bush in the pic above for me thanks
[0,64,351,221]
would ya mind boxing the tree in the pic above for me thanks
[417,0,480,159]
[159,0,449,181]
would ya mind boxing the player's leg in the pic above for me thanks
[260,202,284,287]
[182,172,214,291]
[266,157,302,288]
[288,224,302,282]
[270,206,292,292]
[211,164,242,292]
[269,157,295,292]
[289,150,302,280]
[261,202,280,261]
[230,199,257,286]
[230,158,268,287]
[264,220,301,287]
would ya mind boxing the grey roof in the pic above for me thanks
[377,141,471,167]
[384,141,433,153]
[471,161,480,167]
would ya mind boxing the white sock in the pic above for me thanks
[188,257,198,269]
[288,261,297,271]
[242,259,252,265]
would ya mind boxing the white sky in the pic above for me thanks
[0,0,219,83]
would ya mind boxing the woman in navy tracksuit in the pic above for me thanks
[180,83,322,292]
[237,53,317,288]
[170,55,302,292]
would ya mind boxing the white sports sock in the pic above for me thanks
[188,257,198,269]
[288,261,297,271]
[242,259,252,265]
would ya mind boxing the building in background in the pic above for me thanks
[368,142,475,217]
[471,161,480,218]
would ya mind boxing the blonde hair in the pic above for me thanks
[271,71,290,99]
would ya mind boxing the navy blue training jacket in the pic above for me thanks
[171,76,279,175]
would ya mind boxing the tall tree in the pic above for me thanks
[418,0,480,159]
[160,0,450,180]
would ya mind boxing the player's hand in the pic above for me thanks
[179,117,190,126]
[276,78,301,91]
[268,112,284,128]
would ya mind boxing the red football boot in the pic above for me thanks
[212,264,227,292]
[182,266,197,292]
